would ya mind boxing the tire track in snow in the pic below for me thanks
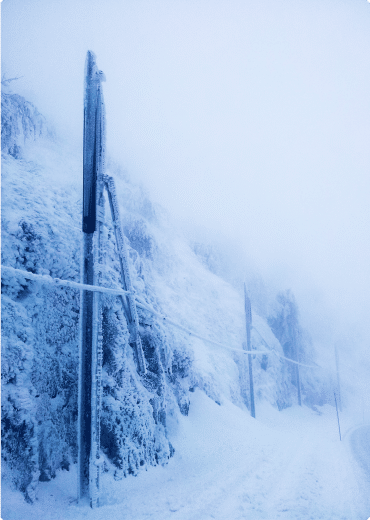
[181,444,279,520]
[259,419,366,520]
[163,423,310,520]
[167,414,367,520]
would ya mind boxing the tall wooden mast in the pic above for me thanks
[78,50,105,507]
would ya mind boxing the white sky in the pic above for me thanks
[2,0,370,359]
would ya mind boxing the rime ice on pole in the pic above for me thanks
[79,50,106,507]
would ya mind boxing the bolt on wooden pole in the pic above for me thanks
[244,283,255,418]
[78,50,105,507]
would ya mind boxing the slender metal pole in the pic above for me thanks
[334,392,342,441]
[244,283,255,418]
[334,343,342,412]
[78,50,105,507]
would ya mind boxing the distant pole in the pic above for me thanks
[78,50,105,508]
[293,327,302,407]
[334,344,342,412]
[334,392,342,441]
[295,361,302,407]
[244,284,255,418]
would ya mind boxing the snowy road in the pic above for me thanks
[3,391,370,520]
[351,425,370,479]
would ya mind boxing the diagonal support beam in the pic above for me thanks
[103,175,146,375]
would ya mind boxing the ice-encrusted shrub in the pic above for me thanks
[123,216,157,260]
[168,348,192,416]
[31,284,80,480]
[2,218,80,283]
[15,221,43,274]
[1,296,39,503]
[1,213,81,486]
[268,290,303,387]
[100,300,173,479]
[1,268,80,496]
[267,290,331,407]
[1,92,48,158]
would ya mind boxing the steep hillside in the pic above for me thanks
[1,92,329,503]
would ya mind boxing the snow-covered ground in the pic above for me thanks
[3,389,369,520]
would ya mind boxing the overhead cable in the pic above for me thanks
[1,264,320,368]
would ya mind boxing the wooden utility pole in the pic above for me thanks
[244,284,255,418]
[294,328,302,407]
[78,50,105,507]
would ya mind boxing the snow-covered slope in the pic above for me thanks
[1,93,332,510]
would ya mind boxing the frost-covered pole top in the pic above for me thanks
[84,50,106,95]
[83,51,105,234]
